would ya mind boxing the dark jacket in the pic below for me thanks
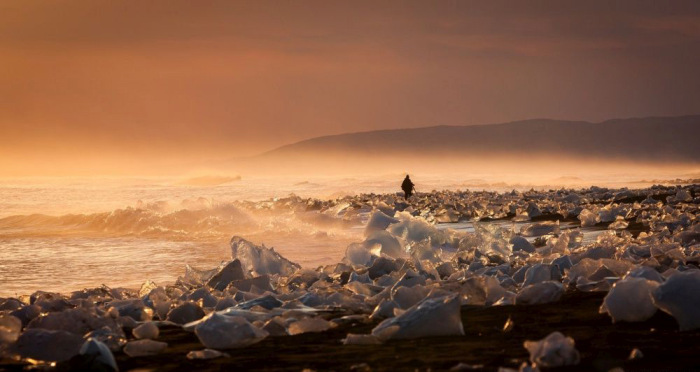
[401,177,414,192]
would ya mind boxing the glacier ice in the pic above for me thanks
[3,184,698,365]
[133,321,160,339]
[600,277,659,322]
[187,348,230,360]
[194,313,268,349]
[515,282,564,305]
[364,230,404,258]
[79,338,118,372]
[651,270,700,331]
[206,259,246,291]
[365,210,399,235]
[107,299,153,322]
[342,333,382,345]
[15,328,84,362]
[287,317,334,335]
[510,236,535,253]
[0,315,21,344]
[344,243,373,267]
[578,208,599,227]
[166,302,205,325]
[520,221,560,237]
[230,236,301,276]
[123,339,168,357]
[26,308,120,336]
[523,331,580,367]
[371,295,463,340]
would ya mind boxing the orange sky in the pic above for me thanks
[1,1,699,175]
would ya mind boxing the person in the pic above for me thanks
[401,174,416,199]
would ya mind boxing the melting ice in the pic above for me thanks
[0,183,698,367]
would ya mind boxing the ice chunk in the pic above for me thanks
[138,279,158,298]
[370,299,399,320]
[510,236,535,253]
[236,295,283,310]
[178,264,219,287]
[262,318,287,336]
[84,327,126,353]
[651,270,700,330]
[26,308,120,336]
[344,243,373,267]
[520,221,559,237]
[368,257,400,279]
[523,331,580,367]
[346,281,374,297]
[143,287,172,320]
[365,210,399,236]
[564,258,603,284]
[609,216,629,230]
[287,318,334,335]
[194,313,268,349]
[675,188,692,202]
[409,241,443,264]
[187,348,230,360]
[600,277,659,322]
[629,348,644,360]
[498,362,540,372]
[588,265,616,281]
[459,276,507,306]
[133,321,159,339]
[625,266,664,283]
[230,236,301,276]
[187,287,218,308]
[108,299,153,322]
[451,362,486,371]
[0,315,21,344]
[166,302,205,325]
[522,264,553,286]
[392,285,430,309]
[231,275,273,292]
[473,223,512,262]
[364,230,404,258]
[578,208,600,227]
[552,255,573,274]
[388,211,453,246]
[342,334,382,345]
[79,338,118,372]
[123,339,168,357]
[515,282,564,305]
[391,270,426,291]
[15,328,83,362]
[371,295,464,340]
[206,259,246,291]
[0,298,22,312]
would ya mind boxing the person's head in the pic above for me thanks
[405,174,410,179]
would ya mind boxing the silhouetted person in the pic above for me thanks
[401,175,415,199]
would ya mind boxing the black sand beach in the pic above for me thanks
[18,292,690,371]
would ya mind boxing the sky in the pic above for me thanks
[1,0,699,175]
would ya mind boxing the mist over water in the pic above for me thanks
[0,166,697,296]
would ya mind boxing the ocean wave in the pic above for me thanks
[0,196,364,241]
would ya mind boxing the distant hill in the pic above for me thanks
[258,116,700,163]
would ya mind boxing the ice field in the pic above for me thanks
[1,183,699,370]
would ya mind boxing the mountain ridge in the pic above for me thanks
[256,115,700,163]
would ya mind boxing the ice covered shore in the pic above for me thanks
[0,184,698,370]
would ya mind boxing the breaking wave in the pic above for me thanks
[0,196,364,241]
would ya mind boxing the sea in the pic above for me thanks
[0,173,681,296]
